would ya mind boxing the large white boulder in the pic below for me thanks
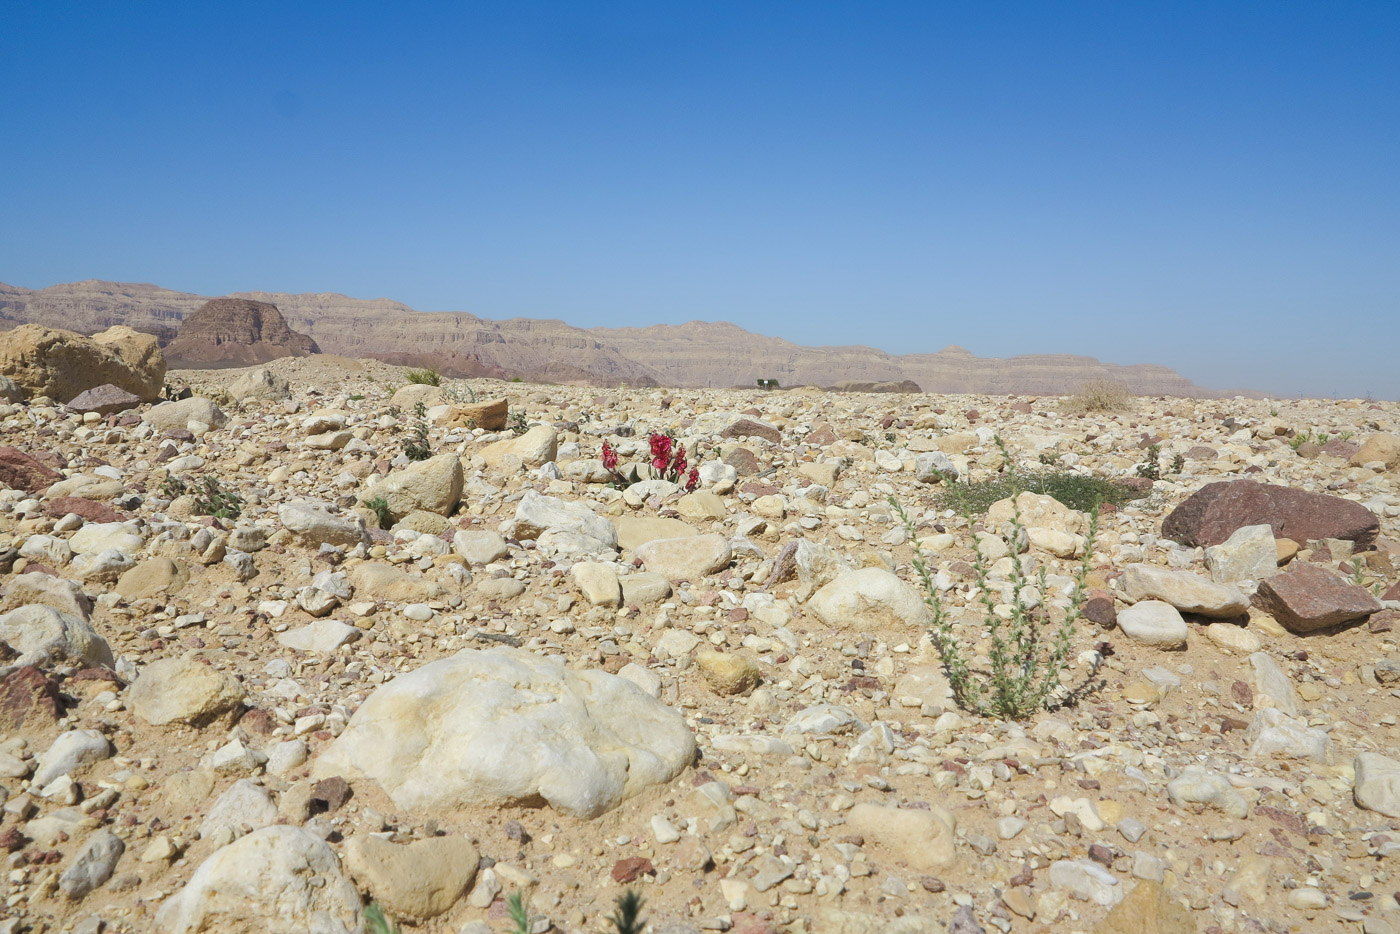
[0,605,113,669]
[313,647,695,819]
[155,826,360,934]
[807,568,929,631]
[365,453,463,523]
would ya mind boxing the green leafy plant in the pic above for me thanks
[404,367,441,386]
[892,492,1102,720]
[608,890,646,934]
[1135,443,1162,481]
[159,475,188,500]
[509,410,530,436]
[506,891,530,934]
[348,393,365,402]
[363,495,393,530]
[404,401,432,461]
[1288,430,1313,451]
[934,437,1138,516]
[364,903,401,934]
[191,475,243,520]
[1340,430,1354,441]
[1170,452,1186,474]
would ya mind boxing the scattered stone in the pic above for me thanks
[342,834,479,920]
[635,535,731,580]
[1252,563,1382,632]
[844,802,957,872]
[0,605,113,669]
[807,568,929,631]
[66,384,142,416]
[1120,564,1248,618]
[1116,601,1188,648]
[1354,752,1400,818]
[58,831,124,900]
[696,650,761,695]
[129,655,245,726]
[1204,524,1278,583]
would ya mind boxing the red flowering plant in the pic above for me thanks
[601,433,699,492]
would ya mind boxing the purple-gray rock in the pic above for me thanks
[66,383,142,416]
[1162,479,1378,549]
[1252,563,1382,632]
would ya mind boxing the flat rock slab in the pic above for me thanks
[1120,564,1248,618]
[1252,563,1381,632]
[66,383,142,415]
[1162,479,1378,549]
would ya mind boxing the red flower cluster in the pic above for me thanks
[601,433,699,491]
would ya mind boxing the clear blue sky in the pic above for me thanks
[3,2,1397,398]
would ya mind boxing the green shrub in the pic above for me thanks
[506,891,530,934]
[364,903,400,934]
[892,493,1102,720]
[1135,443,1162,481]
[609,890,646,934]
[404,401,432,461]
[363,495,393,529]
[404,367,441,386]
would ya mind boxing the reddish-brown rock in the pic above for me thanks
[0,666,64,731]
[1162,480,1378,549]
[164,298,319,368]
[1252,563,1382,632]
[0,446,61,493]
[722,418,781,444]
[44,497,124,523]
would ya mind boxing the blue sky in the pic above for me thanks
[3,2,1397,398]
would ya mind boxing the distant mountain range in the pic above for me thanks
[0,279,1235,395]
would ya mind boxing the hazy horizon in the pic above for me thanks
[3,3,1397,399]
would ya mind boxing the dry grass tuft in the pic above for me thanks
[1060,379,1134,415]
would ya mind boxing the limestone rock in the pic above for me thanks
[1350,433,1400,469]
[452,530,509,565]
[314,647,695,819]
[200,779,277,838]
[696,650,761,695]
[443,398,508,431]
[145,396,228,432]
[0,324,165,402]
[1120,564,1248,618]
[807,568,930,631]
[366,453,463,522]
[1204,524,1278,583]
[342,834,479,920]
[1166,765,1247,818]
[0,571,93,618]
[614,515,698,551]
[155,826,360,934]
[58,830,124,900]
[1116,601,1188,648]
[0,605,113,669]
[1093,880,1196,934]
[1162,479,1378,549]
[635,535,731,580]
[279,501,368,548]
[481,424,558,469]
[227,366,291,401]
[1354,752,1400,818]
[1251,563,1381,632]
[844,802,957,872]
[129,655,245,726]
[511,489,616,556]
[572,561,622,607]
[116,557,189,600]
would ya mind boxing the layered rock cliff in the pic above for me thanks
[164,298,320,368]
[0,279,1232,395]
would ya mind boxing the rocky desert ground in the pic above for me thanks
[1,345,1399,934]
